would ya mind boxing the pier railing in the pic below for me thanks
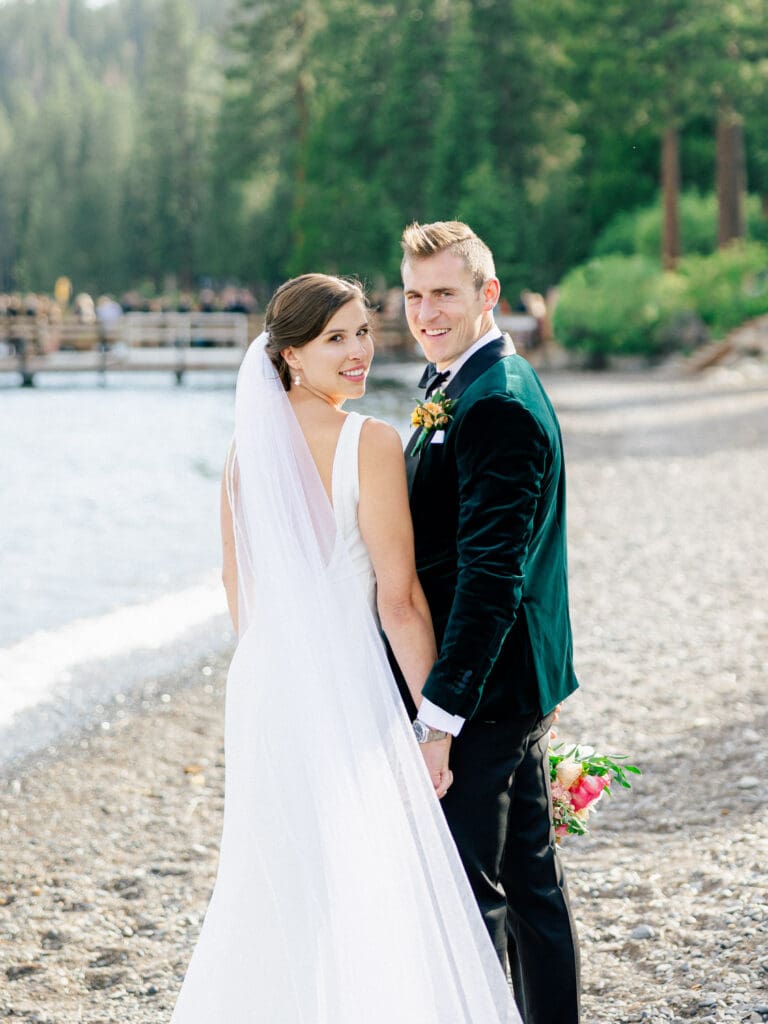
[121,311,250,349]
[0,312,252,386]
[0,310,434,386]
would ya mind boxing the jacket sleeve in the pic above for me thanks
[420,394,548,718]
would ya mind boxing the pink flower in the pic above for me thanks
[555,824,569,837]
[550,780,570,802]
[569,773,609,811]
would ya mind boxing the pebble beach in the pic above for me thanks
[2,358,767,1024]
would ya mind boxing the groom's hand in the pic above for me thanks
[420,737,453,799]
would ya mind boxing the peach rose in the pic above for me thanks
[555,758,583,789]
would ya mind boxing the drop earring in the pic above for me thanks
[293,373,301,387]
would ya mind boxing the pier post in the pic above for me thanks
[98,331,109,387]
[174,335,185,386]
[16,336,35,387]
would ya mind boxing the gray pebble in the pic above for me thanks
[736,776,760,789]
[698,995,718,1007]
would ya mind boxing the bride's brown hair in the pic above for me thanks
[264,274,367,391]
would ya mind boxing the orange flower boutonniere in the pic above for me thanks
[410,390,456,456]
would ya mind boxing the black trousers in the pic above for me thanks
[440,711,581,1024]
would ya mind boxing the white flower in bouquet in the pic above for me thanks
[555,758,583,789]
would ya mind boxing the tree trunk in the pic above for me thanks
[661,124,680,270]
[716,104,746,247]
[292,10,309,258]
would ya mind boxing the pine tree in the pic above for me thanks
[426,0,492,218]
[124,0,218,288]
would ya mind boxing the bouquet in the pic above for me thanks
[549,743,640,840]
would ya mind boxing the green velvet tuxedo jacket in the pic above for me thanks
[406,337,579,721]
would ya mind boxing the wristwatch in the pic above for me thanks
[412,720,450,744]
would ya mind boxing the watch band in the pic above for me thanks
[412,720,450,744]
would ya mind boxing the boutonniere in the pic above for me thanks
[410,390,456,456]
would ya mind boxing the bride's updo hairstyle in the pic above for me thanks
[264,273,367,390]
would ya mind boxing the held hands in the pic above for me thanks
[420,737,453,799]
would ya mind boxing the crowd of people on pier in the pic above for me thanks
[1,282,546,359]
[0,287,262,355]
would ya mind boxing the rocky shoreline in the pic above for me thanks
[2,361,767,1023]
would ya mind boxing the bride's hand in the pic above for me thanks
[420,737,453,799]
[434,768,454,799]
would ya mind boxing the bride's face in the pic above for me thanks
[286,298,373,405]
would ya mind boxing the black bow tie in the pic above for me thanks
[419,364,451,398]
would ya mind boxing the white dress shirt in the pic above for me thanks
[416,322,514,736]
[432,321,506,380]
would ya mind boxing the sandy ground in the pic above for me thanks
[1,358,767,1024]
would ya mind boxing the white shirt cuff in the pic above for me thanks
[417,698,465,737]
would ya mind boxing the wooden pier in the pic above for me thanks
[0,312,251,386]
[0,344,248,386]
[0,312,414,386]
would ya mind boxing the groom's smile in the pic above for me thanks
[402,250,499,370]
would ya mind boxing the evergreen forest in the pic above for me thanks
[2,0,768,310]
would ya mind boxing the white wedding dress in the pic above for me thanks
[170,339,519,1023]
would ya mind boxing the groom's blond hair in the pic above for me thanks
[400,221,496,291]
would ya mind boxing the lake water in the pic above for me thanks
[0,365,418,763]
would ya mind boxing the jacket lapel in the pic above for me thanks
[444,335,510,400]
[406,335,511,494]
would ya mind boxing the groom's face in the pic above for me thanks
[402,251,498,370]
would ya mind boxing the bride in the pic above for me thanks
[170,274,519,1023]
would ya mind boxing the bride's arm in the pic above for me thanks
[220,464,238,632]
[357,420,436,712]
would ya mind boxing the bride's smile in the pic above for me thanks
[339,365,366,381]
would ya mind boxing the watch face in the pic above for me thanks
[413,720,427,742]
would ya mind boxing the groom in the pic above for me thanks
[398,221,580,1024]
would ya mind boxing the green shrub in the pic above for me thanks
[594,192,768,260]
[677,241,768,337]
[553,255,696,361]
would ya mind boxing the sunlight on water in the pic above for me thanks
[0,365,418,759]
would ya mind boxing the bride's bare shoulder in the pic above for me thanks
[359,417,404,460]
[358,418,406,498]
